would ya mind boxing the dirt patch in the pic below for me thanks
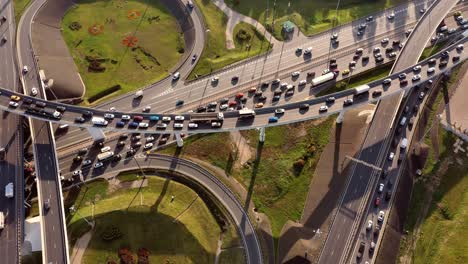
[107,178,148,194]
[229,131,253,169]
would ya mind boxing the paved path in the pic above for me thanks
[212,0,281,49]
[70,230,93,264]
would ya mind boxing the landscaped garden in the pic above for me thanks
[226,0,407,39]
[189,0,272,79]
[65,173,243,263]
[61,0,185,103]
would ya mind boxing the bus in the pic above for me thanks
[97,151,114,162]
[238,108,256,119]
[311,72,335,86]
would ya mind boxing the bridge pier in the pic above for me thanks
[87,127,106,141]
[258,127,266,143]
[175,133,184,147]
[336,111,345,124]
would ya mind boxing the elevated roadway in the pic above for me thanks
[17,0,70,263]
[0,0,23,262]
[318,1,462,263]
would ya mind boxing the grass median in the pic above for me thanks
[13,0,31,23]
[65,174,243,263]
[189,0,272,79]
[61,0,184,104]
[225,0,406,39]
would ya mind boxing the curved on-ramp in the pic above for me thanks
[76,153,263,264]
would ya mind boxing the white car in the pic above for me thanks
[291,71,300,77]
[138,122,149,128]
[373,47,380,53]
[286,84,294,90]
[172,72,180,80]
[8,101,18,108]
[82,160,92,166]
[211,122,222,128]
[413,65,422,72]
[109,107,116,112]
[174,115,185,121]
[456,44,464,51]
[121,115,131,120]
[387,12,395,20]
[162,116,171,122]
[298,80,307,86]
[72,170,81,176]
[146,136,155,142]
[211,77,219,84]
[319,105,328,112]
[100,146,111,153]
[377,210,385,222]
[412,74,421,81]
[104,113,114,119]
[219,104,228,110]
[378,183,384,193]
[418,92,425,99]
[366,220,373,230]
[280,82,288,88]
[381,38,389,44]
[388,152,395,160]
[94,162,104,169]
[142,106,151,112]
[22,65,29,74]
[382,78,392,85]
[143,143,153,150]
[188,122,198,128]
[275,108,285,114]
[303,47,312,54]
[53,111,62,119]
[355,48,363,53]
[174,123,184,129]
[427,67,435,74]
[31,87,38,96]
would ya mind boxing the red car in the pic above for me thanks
[228,101,237,107]
[236,93,244,99]
[133,115,144,122]
[374,197,381,207]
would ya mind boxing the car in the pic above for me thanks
[413,65,421,72]
[428,58,436,65]
[319,105,328,112]
[132,135,141,141]
[128,121,139,128]
[381,38,389,45]
[22,66,28,74]
[373,52,382,58]
[377,211,385,222]
[156,123,167,129]
[145,136,155,143]
[75,116,85,123]
[349,61,356,67]
[342,69,350,75]
[142,106,151,112]
[385,190,392,201]
[23,98,33,105]
[453,56,460,62]
[254,103,264,108]
[375,197,381,206]
[378,183,384,193]
[298,80,307,86]
[44,199,50,212]
[405,29,413,36]
[358,241,365,255]
[412,74,421,82]
[116,121,125,127]
[388,152,395,160]
[355,48,363,54]
[8,101,18,108]
[268,116,279,123]
[219,104,228,110]
[441,51,450,58]
[138,122,149,128]
[366,16,373,21]
[343,99,353,106]
[104,113,114,119]
[372,90,382,97]
[172,72,180,80]
[82,159,92,166]
[174,123,184,129]
[109,107,117,112]
[420,8,425,14]
[188,123,198,129]
[211,77,219,84]
[132,142,142,148]
[413,104,420,113]
[366,220,373,231]
[418,92,425,99]
[117,141,126,147]
[387,12,395,20]
[400,79,408,86]
[211,122,222,128]
[35,101,46,108]
[375,57,384,63]
[94,162,104,169]
[113,154,122,161]
[427,67,435,74]
[53,111,62,119]
[82,110,93,118]
[10,95,21,101]
[174,115,185,121]
[73,156,83,162]
[382,78,391,85]
[448,28,457,34]
[231,75,239,82]
[275,108,285,115]
[299,103,309,110]
[235,92,244,99]
[381,170,388,179]
[273,95,281,101]
[126,149,136,156]
[30,87,38,96]
[331,32,338,40]
[291,71,300,77]
[439,60,448,68]
[398,73,406,80]
[456,44,464,51]
[101,146,111,153]
[143,143,153,150]
[254,90,262,97]
[303,47,312,55]
[162,116,171,122]
[176,100,184,106]
[72,170,81,176]
[369,241,376,253]
[373,47,380,53]
[192,54,197,61]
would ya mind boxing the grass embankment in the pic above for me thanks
[62,0,184,104]
[190,0,271,79]
[316,64,392,96]
[226,0,406,39]
[398,64,467,263]
[419,40,448,61]
[159,117,335,240]
[13,0,31,23]
[65,174,243,263]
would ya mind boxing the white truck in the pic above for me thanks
[0,211,4,230]
[311,72,335,86]
[354,84,370,95]
[5,182,13,198]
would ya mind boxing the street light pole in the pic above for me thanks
[69,205,93,227]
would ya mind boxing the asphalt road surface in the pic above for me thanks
[0,0,22,263]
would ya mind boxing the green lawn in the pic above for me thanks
[61,0,184,104]
[65,175,243,263]
[13,0,31,23]
[190,0,271,79]
[317,64,392,96]
[420,40,448,61]
[226,0,406,39]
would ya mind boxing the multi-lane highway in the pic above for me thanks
[0,0,23,262]
[57,0,443,146]
[17,0,70,263]
[318,0,462,263]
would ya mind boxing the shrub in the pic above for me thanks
[118,247,135,264]
[236,29,251,42]
[101,225,123,241]
[69,22,82,31]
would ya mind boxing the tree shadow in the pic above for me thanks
[244,141,263,211]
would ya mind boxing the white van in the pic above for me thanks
[400,138,408,149]
[92,117,109,126]
[399,116,407,126]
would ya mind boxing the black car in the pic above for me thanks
[385,47,394,53]
[219,98,229,104]
[362,56,369,62]
[299,103,309,110]
[439,61,448,68]
[392,40,400,46]
[23,98,33,105]
[326,97,336,104]
[44,199,50,212]
[126,149,136,156]
[82,110,93,118]
[73,156,82,162]
[35,101,46,108]
[329,58,337,63]
[329,63,338,68]
[388,179,394,188]
[78,148,88,155]
[207,108,216,112]
[376,57,384,63]
[196,106,207,113]
[75,116,85,123]
[400,79,408,86]
[441,51,450,58]
[113,154,122,161]
[452,56,460,62]
[231,76,239,82]
[381,170,388,179]
[258,96,267,101]
[428,58,437,65]
[120,133,129,139]
[56,105,66,112]
[413,104,419,113]
[385,190,392,201]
